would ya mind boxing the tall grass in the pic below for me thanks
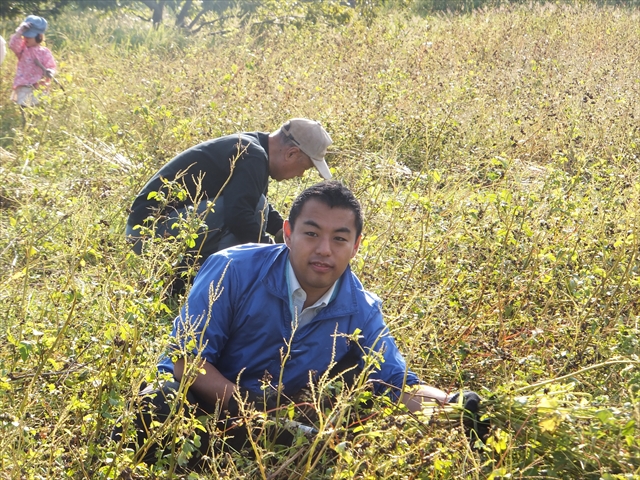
[1,3,639,478]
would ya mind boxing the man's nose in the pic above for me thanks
[316,236,331,256]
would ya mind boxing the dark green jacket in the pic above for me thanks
[127,132,283,243]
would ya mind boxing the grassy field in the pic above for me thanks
[1,2,639,478]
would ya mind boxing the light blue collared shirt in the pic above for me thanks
[286,261,340,329]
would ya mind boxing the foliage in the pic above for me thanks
[2,2,640,478]
[0,0,357,32]
[0,1,70,20]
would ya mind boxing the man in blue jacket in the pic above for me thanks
[114,181,480,464]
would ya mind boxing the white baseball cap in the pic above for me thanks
[280,118,332,179]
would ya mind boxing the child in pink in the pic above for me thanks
[9,15,56,107]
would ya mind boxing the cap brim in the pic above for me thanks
[23,30,42,37]
[311,158,332,179]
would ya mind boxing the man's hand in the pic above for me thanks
[226,387,279,416]
[401,384,449,412]
[448,391,481,413]
[448,390,490,441]
[274,229,284,243]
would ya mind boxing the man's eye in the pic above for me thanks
[335,236,347,242]
[305,231,317,237]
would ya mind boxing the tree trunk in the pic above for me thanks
[140,0,165,28]
[175,0,193,27]
[152,1,164,28]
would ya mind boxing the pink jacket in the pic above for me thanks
[9,33,56,90]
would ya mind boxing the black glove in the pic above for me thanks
[448,391,490,441]
[226,388,279,417]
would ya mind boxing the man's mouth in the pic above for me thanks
[310,261,332,272]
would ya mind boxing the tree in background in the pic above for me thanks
[1,0,357,31]
[133,0,354,31]
[0,0,71,19]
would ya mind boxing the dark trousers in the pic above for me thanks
[111,380,258,467]
[111,350,364,467]
[125,195,269,263]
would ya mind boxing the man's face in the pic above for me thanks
[284,199,361,304]
[271,148,313,181]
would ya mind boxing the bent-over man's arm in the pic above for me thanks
[223,141,272,243]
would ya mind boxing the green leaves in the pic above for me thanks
[18,341,35,362]
[2,3,640,478]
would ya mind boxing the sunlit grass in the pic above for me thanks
[1,2,639,478]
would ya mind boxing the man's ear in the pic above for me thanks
[351,234,362,258]
[284,146,301,163]
[283,220,292,246]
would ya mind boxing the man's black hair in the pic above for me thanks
[288,181,363,238]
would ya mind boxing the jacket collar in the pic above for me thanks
[258,132,269,157]
[262,245,359,319]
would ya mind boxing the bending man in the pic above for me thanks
[126,118,332,265]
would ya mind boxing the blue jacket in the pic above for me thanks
[158,243,420,396]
